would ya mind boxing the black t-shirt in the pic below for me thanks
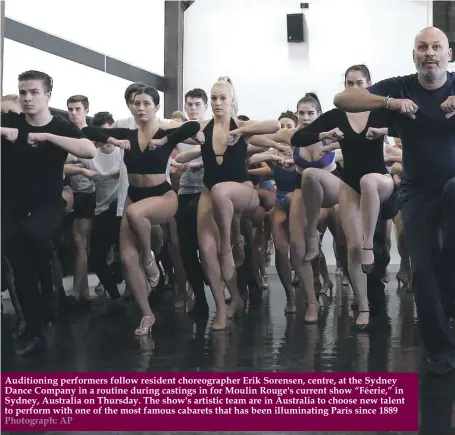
[1,112,85,205]
[368,73,455,188]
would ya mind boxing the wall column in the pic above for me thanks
[163,1,184,118]
[1,0,5,96]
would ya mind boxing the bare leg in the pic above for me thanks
[231,213,245,267]
[272,205,296,313]
[394,212,411,287]
[167,217,187,307]
[301,168,340,261]
[339,183,369,329]
[120,201,154,335]
[72,218,92,300]
[197,191,231,330]
[254,220,268,288]
[211,182,259,281]
[359,173,394,271]
[125,191,178,288]
[289,190,318,323]
[258,188,275,255]
[62,187,74,214]
[383,219,392,282]
[315,209,331,292]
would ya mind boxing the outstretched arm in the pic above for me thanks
[334,77,418,120]
[82,126,132,149]
[248,134,292,154]
[236,119,281,137]
[42,133,96,158]
[149,121,201,149]
[291,110,338,148]
[334,88,387,112]
[248,149,281,165]
[175,145,202,163]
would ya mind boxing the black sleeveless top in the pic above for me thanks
[82,121,199,175]
[201,118,249,190]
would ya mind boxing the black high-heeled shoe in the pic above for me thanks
[361,248,375,274]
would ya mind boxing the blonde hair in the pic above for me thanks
[215,76,238,117]
[171,110,186,121]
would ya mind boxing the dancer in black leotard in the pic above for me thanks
[291,65,398,330]
[173,78,280,330]
[82,86,200,336]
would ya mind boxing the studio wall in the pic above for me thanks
[183,0,432,118]
[5,0,165,76]
[3,39,165,120]
[184,0,433,265]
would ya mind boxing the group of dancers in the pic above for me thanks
[1,26,454,377]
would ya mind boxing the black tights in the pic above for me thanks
[88,203,121,299]
[2,198,67,337]
[176,193,207,305]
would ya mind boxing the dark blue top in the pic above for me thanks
[273,165,297,193]
[368,73,455,188]
[293,147,335,169]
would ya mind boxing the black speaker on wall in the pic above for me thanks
[287,13,305,43]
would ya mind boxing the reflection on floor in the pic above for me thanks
[2,272,455,435]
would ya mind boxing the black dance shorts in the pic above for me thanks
[73,192,96,219]
[127,182,173,203]
[380,187,400,221]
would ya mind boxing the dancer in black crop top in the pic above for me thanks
[174,78,280,331]
[291,65,402,330]
[82,86,200,336]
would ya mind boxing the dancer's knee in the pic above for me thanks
[302,168,322,186]
[346,241,362,263]
[359,174,377,193]
[210,184,229,207]
[125,205,143,228]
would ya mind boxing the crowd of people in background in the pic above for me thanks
[1,26,454,377]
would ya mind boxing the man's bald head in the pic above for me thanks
[413,27,452,85]
[414,27,449,48]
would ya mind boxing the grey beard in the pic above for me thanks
[422,71,438,83]
[419,66,443,84]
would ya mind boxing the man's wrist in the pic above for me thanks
[384,96,394,110]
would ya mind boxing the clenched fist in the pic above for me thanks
[1,127,19,142]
